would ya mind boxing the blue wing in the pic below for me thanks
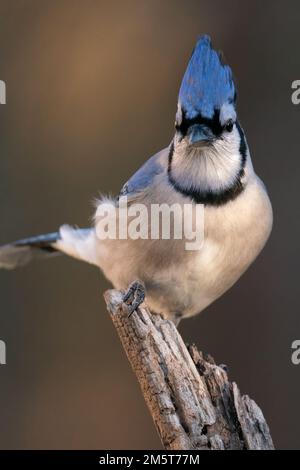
[119,149,166,198]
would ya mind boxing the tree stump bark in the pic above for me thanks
[104,287,274,450]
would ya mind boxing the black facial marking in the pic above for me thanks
[168,120,248,207]
[167,141,175,175]
[236,121,247,165]
[176,108,223,139]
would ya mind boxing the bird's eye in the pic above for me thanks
[225,119,234,132]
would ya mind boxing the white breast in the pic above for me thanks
[181,174,273,318]
[96,157,273,322]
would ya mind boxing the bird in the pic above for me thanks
[0,35,273,325]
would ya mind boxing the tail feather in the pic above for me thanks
[13,232,60,251]
[0,232,61,270]
[0,227,95,270]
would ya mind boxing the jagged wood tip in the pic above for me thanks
[104,285,274,450]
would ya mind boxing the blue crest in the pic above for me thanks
[178,35,236,120]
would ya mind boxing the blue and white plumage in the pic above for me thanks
[0,35,273,324]
[179,35,236,120]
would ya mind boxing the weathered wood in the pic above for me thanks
[104,287,274,450]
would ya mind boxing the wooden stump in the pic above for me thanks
[104,287,274,450]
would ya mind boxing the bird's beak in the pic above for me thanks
[188,124,215,147]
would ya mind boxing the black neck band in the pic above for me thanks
[168,121,247,207]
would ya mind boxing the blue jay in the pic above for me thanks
[0,36,273,324]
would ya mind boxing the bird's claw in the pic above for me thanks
[123,280,146,317]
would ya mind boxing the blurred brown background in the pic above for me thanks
[0,0,299,450]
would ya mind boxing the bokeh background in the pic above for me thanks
[0,0,299,450]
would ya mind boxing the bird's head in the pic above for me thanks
[170,35,248,205]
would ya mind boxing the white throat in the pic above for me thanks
[171,126,246,194]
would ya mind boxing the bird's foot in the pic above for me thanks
[123,280,146,317]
